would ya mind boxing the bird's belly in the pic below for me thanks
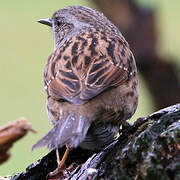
[79,122,119,151]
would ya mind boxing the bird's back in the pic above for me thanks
[44,28,136,105]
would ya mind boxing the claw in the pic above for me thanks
[47,147,71,179]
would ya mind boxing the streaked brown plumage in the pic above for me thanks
[33,6,138,177]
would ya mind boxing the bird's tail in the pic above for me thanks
[32,114,91,151]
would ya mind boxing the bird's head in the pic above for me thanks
[37,6,117,49]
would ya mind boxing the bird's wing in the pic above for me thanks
[44,31,137,104]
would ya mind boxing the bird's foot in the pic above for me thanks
[47,164,66,179]
[66,162,78,172]
[47,163,78,179]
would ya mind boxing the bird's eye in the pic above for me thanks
[56,19,63,27]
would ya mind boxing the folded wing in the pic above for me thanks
[44,31,137,104]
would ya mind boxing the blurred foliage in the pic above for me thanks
[0,0,179,176]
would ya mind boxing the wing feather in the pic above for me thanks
[44,30,137,104]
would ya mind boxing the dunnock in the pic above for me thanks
[33,6,138,178]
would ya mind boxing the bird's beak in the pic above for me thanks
[37,18,52,27]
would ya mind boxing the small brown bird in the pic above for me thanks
[33,6,138,177]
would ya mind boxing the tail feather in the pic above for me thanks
[32,115,90,151]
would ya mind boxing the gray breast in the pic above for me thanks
[79,122,119,151]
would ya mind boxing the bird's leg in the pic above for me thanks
[56,148,61,168]
[59,146,71,167]
[48,147,71,178]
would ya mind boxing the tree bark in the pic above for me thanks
[9,103,180,180]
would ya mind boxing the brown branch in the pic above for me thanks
[0,118,36,165]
